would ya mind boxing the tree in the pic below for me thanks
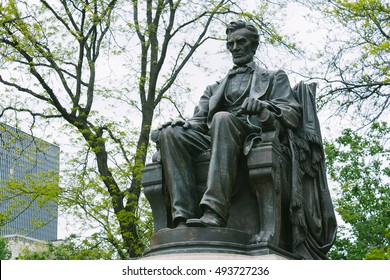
[325,122,390,259]
[296,0,390,125]
[0,237,11,260]
[0,0,296,258]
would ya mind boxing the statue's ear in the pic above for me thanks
[251,43,258,54]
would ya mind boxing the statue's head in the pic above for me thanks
[226,20,259,66]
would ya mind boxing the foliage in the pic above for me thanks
[0,172,60,232]
[325,122,390,259]
[17,234,117,260]
[0,237,11,260]
[0,0,297,258]
[298,0,390,124]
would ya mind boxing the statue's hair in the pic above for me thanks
[226,20,259,49]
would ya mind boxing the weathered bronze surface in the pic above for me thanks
[142,20,337,259]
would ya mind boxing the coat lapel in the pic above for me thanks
[208,76,228,113]
[250,66,270,99]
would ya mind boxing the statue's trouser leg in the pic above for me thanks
[159,126,210,223]
[200,112,256,222]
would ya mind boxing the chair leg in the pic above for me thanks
[249,178,282,245]
[248,151,284,246]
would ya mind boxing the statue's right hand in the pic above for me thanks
[158,119,191,130]
[158,121,173,130]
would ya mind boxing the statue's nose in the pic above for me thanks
[232,42,240,51]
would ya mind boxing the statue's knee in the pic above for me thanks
[159,126,184,142]
[211,112,233,127]
[211,112,239,131]
[213,111,231,120]
[159,126,171,138]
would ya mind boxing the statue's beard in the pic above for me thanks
[232,54,254,66]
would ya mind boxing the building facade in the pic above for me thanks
[0,123,59,241]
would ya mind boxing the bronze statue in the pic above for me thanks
[147,20,337,259]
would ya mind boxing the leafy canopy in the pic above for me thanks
[298,0,390,124]
[325,122,390,259]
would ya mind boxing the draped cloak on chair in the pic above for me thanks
[288,81,337,259]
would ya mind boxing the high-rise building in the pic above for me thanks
[0,123,59,241]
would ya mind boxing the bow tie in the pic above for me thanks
[228,66,251,76]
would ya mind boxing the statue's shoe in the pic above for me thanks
[176,221,188,228]
[186,210,226,227]
[173,217,188,228]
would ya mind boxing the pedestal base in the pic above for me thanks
[142,252,291,260]
[142,227,300,260]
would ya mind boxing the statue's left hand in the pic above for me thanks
[240,97,268,115]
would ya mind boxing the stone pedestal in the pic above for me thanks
[142,253,290,260]
[142,227,300,260]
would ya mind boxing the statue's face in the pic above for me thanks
[226,28,255,66]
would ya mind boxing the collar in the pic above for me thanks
[232,61,256,70]
[228,62,255,76]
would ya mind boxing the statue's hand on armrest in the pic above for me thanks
[239,97,268,115]
[258,107,276,127]
[239,98,276,127]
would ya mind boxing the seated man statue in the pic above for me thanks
[156,20,301,230]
